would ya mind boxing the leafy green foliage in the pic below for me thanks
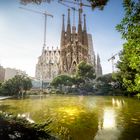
[87,0,109,10]
[116,0,140,40]
[51,74,73,88]
[0,112,55,140]
[0,75,32,97]
[73,61,96,92]
[97,73,113,83]
[116,0,140,95]
[96,73,113,95]
[22,77,32,92]
[76,61,96,81]
[51,62,96,93]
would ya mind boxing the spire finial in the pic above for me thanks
[83,14,87,31]
[62,14,65,31]
[78,8,82,43]
[78,8,82,25]
[67,9,70,25]
[66,9,71,42]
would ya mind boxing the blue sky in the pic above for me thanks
[0,0,124,76]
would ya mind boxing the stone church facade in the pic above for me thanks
[60,9,89,74]
[35,9,102,83]
[35,47,60,82]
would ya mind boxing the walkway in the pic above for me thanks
[0,96,13,100]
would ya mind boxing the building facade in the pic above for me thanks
[35,9,102,82]
[4,68,27,81]
[60,9,89,74]
[35,47,60,82]
[87,34,96,67]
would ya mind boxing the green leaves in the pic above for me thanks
[51,74,73,88]
[116,0,140,40]
[0,75,32,97]
[116,0,140,95]
[0,112,54,140]
[87,0,109,10]
[76,61,96,81]
[51,61,96,93]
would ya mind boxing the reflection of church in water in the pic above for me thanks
[35,9,102,82]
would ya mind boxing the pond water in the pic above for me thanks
[0,95,140,140]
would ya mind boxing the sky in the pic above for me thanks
[0,0,124,77]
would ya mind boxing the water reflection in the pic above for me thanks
[1,96,140,140]
[112,98,125,108]
[95,98,127,140]
[58,107,79,116]
[103,108,116,129]
[78,95,84,103]
[18,112,34,123]
[95,107,121,140]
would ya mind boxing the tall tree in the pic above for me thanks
[22,77,32,93]
[51,74,73,88]
[116,0,140,94]
[76,61,96,81]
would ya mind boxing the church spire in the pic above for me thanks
[83,14,87,31]
[67,9,70,25]
[60,14,65,47]
[78,9,82,43]
[66,9,71,43]
[83,14,88,46]
[96,54,102,77]
[62,14,65,31]
[78,8,82,25]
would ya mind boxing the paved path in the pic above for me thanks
[0,96,13,100]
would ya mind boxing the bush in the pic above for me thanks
[0,112,56,140]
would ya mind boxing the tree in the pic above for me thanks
[73,61,96,92]
[0,79,17,96]
[51,74,73,92]
[20,0,109,10]
[96,73,113,95]
[76,61,96,82]
[0,75,32,97]
[116,0,140,95]
[51,62,96,93]
[22,77,32,93]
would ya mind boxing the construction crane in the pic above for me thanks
[19,7,53,92]
[19,7,53,49]
[58,0,91,9]
[108,53,118,73]
[58,0,79,26]
[58,0,92,27]
[58,0,108,9]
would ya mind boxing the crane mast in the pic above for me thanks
[108,52,120,73]
[58,0,91,26]
[19,7,53,49]
[19,7,53,91]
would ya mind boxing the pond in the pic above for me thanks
[0,95,140,140]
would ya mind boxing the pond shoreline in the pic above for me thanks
[0,96,13,100]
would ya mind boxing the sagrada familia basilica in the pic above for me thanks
[35,9,102,83]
